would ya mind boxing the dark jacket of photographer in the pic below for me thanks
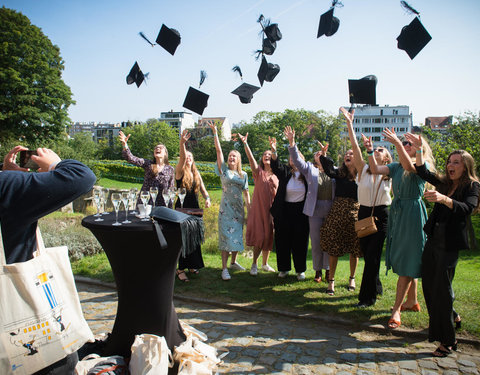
[0,159,96,263]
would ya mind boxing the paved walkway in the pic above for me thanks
[78,282,480,374]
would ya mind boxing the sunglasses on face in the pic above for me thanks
[402,141,412,146]
[374,148,385,153]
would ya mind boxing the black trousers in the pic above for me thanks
[274,201,309,273]
[358,205,389,306]
[421,223,458,346]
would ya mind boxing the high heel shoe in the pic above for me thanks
[326,279,335,296]
[347,276,355,291]
[400,303,421,312]
[433,342,457,357]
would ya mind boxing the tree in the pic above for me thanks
[118,120,179,160]
[0,7,74,145]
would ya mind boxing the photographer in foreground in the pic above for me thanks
[0,145,96,374]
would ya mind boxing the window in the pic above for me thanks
[393,109,398,115]
[363,127,371,133]
[373,136,381,141]
[373,127,382,132]
[399,128,405,132]
[380,110,383,115]
[384,118,389,123]
[373,118,382,123]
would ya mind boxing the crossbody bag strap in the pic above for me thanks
[152,219,168,250]
[0,225,44,265]
[370,177,383,217]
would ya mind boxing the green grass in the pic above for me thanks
[97,178,142,190]
[67,180,480,338]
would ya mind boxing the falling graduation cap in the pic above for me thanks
[257,56,280,87]
[348,75,377,106]
[257,14,282,43]
[231,66,260,104]
[126,61,147,88]
[183,70,209,115]
[138,24,181,55]
[397,1,432,59]
[317,0,343,38]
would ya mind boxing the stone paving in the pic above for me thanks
[78,282,480,374]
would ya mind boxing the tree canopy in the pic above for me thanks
[0,7,74,145]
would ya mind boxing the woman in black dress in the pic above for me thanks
[175,129,211,282]
[406,133,480,357]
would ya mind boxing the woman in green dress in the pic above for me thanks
[369,128,435,329]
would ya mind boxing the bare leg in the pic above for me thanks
[390,276,413,324]
[349,254,358,289]
[221,251,230,270]
[251,247,262,266]
[261,249,270,267]
[327,256,338,294]
[230,251,238,266]
[403,278,418,307]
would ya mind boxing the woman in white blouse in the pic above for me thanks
[342,107,392,307]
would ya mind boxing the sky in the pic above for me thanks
[2,0,480,127]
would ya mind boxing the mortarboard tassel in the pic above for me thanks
[232,66,243,80]
[199,70,207,88]
[139,32,155,47]
[400,1,420,16]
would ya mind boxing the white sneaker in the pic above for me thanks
[230,262,245,271]
[278,271,289,278]
[221,269,231,280]
[262,264,276,272]
[297,272,306,281]
[250,264,258,276]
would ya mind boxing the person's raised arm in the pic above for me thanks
[119,130,131,149]
[363,134,389,175]
[3,145,29,172]
[239,133,258,175]
[208,121,224,172]
[383,127,415,173]
[285,126,308,175]
[176,129,190,180]
[269,136,277,161]
[340,107,365,177]
[405,132,424,167]
[198,175,211,208]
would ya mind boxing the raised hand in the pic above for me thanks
[361,134,373,152]
[269,136,277,153]
[180,129,191,144]
[2,145,28,171]
[118,130,131,146]
[382,127,401,145]
[340,106,355,125]
[283,126,295,145]
[238,133,248,144]
[404,132,422,150]
[207,120,217,135]
[317,141,329,156]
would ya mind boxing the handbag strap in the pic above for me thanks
[369,176,383,217]
[0,224,46,266]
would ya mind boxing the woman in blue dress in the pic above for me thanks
[208,122,251,280]
[369,127,435,329]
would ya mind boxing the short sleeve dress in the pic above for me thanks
[246,167,278,251]
[386,162,428,278]
[215,162,249,252]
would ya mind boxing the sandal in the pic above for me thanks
[433,342,457,357]
[176,269,190,282]
[400,303,421,312]
[387,318,401,329]
[326,279,335,296]
[314,271,322,283]
[347,276,356,291]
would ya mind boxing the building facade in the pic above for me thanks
[69,122,130,146]
[159,111,195,134]
[343,105,413,153]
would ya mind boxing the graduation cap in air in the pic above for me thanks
[183,70,209,115]
[257,56,280,86]
[348,75,377,106]
[317,1,343,38]
[396,2,431,60]
[262,38,276,55]
[138,24,181,56]
[258,14,282,43]
[126,61,146,88]
[231,66,260,104]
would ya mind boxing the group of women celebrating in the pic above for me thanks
[119,110,479,358]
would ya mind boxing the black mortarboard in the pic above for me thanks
[262,38,276,55]
[183,87,209,115]
[264,23,282,42]
[348,75,377,105]
[396,17,432,59]
[126,61,145,88]
[231,83,260,104]
[257,56,280,87]
[155,24,181,56]
[317,8,340,38]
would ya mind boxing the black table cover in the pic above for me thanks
[82,212,186,358]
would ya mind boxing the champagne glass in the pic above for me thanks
[93,189,104,221]
[149,187,158,208]
[101,188,109,215]
[162,188,170,207]
[129,188,138,215]
[140,191,150,221]
[177,187,187,208]
[111,193,122,226]
[121,191,131,224]
[168,188,177,208]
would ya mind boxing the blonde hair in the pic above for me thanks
[180,151,201,194]
[151,144,169,175]
[419,136,436,174]
[229,150,244,176]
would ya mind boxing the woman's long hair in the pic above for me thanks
[338,150,357,180]
[366,147,392,180]
[151,144,169,175]
[438,150,480,213]
[180,151,201,194]
[229,150,245,176]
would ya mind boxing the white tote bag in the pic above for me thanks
[129,334,173,375]
[0,227,94,375]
